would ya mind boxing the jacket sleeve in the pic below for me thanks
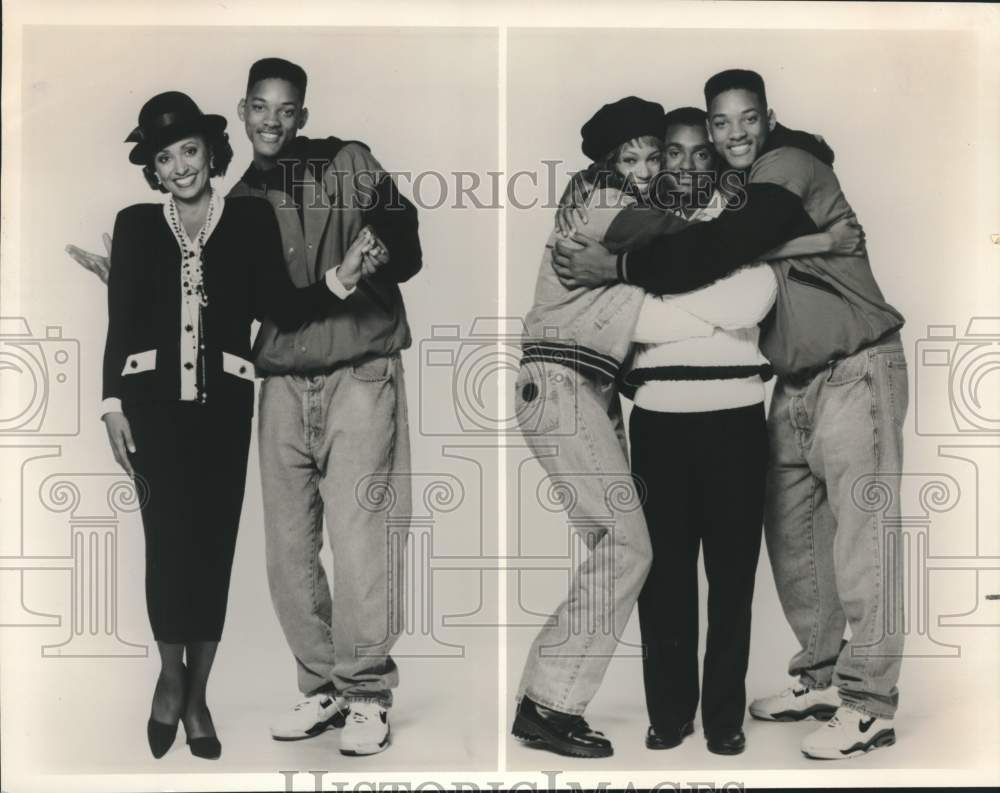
[250,202,343,328]
[623,181,819,295]
[337,146,422,284]
[101,208,140,403]
[360,173,423,284]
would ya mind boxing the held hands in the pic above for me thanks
[102,412,136,479]
[361,228,390,279]
[828,216,866,256]
[336,226,380,289]
[551,232,618,290]
[65,233,113,284]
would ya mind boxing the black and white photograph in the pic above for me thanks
[1,2,999,792]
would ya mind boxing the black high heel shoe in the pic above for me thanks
[147,717,178,759]
[184,709,222,759]
[147,664,187,758]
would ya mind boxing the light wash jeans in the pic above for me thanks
[764,335,908,719]
[514,361,652,715]
[259,354,411,706]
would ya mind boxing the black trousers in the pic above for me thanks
[629,402,767,734]
[127,401,252,643]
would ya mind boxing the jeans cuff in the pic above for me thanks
[346,694,392,707]
[839,700,895,720]
[518,689,586,716]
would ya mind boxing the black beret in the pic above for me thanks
[580,96,666,162]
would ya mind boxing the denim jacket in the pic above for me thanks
[521,188,687,382]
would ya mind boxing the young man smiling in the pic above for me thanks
[554,69,908,760]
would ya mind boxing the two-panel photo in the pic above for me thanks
[2,4,999,792]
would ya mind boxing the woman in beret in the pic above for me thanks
[101,91,375,760]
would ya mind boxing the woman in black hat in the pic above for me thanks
[101,91,376,760]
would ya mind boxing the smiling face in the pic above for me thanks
[152,135,211,202]
[238,77,308,168]
[708,88,775,169]
[614,138,663,198]
[662,123,716,203]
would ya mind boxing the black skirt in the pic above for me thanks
[127,401,252,643]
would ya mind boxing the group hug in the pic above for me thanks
[511,69,908,761]
[68,58,421,759]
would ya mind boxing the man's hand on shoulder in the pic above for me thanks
[552,232,617,290]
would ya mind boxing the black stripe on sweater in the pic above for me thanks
[624,364,774,388]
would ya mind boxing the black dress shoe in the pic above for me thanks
[511,696,613,758]
[646,720,694,750]
[183,709,222,759]
[147,718,179,759]
[187,735,222,760]
[147,664,187,758]
[706,728,746,755]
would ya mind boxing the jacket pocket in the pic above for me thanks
[122,349,156,376]
[222,352,256,382]
[788,266,844,300]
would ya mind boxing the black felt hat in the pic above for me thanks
[580,96,665,161]
[126,91,227,165]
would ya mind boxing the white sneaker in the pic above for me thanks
[339,700,390,756]
[749,684,841,721]
[801,706,896,760]
[270,693,349,741]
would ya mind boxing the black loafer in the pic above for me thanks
[646,720,694,750]
[511,696,613,758]
[706,728,746,755]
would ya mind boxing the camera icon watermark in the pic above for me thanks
[417,317,578,438]
[915,318,1000,436]
[0,317,80,436]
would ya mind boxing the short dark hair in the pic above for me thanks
[663,106,708,133]
[704,69,767,109]
[246,57,308,102]
[141,131,234,193]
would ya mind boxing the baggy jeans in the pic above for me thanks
[259,354,411,705]
[764,335,908,719]
[514,361,652,715]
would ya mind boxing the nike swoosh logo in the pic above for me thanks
[859,717,876,733]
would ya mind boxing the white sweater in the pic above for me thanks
[629,201,777,413]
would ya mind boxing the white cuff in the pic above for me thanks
[100,397,122,419]
[326,267,357,299]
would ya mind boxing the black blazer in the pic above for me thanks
[102,196,339,415]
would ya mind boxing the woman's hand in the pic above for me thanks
[827,216,866,256]
[102,411,136,479]
[336,226,377,289]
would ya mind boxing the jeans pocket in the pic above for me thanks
[350,356,392,383]
[825,352,869,386]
